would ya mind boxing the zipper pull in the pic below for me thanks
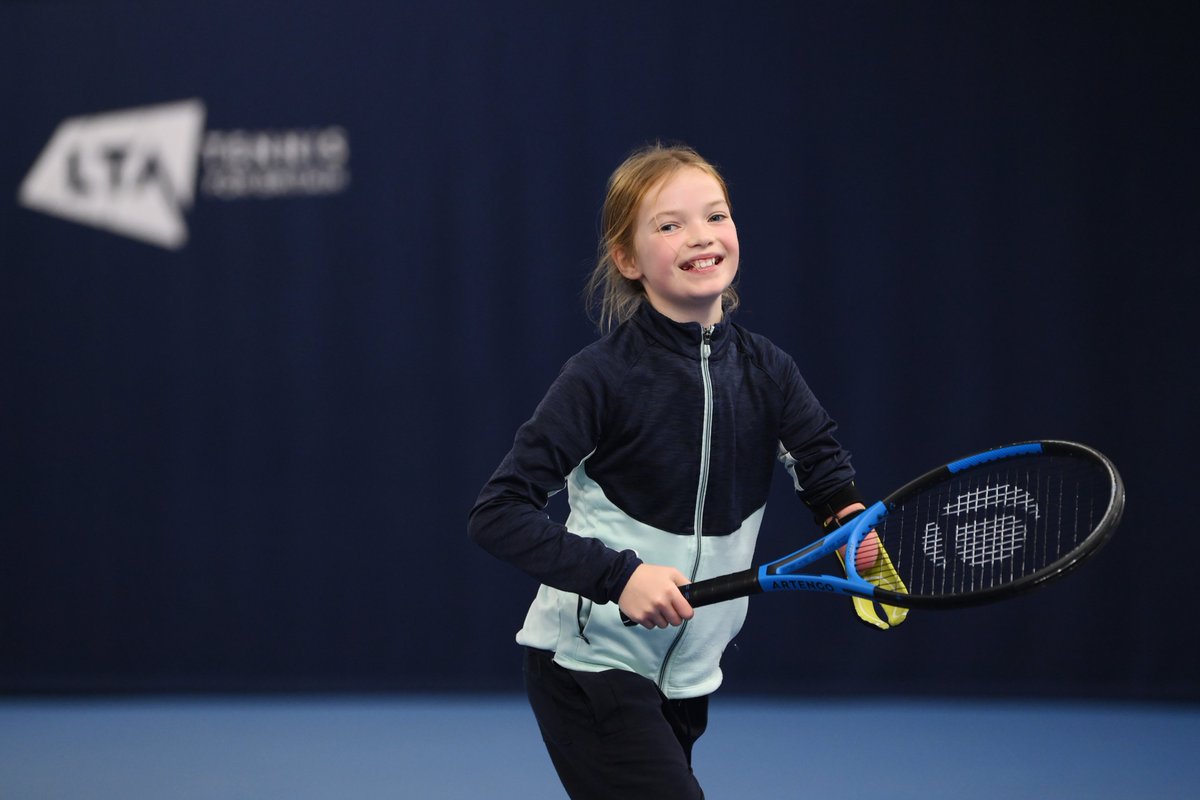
[701,326,713,359]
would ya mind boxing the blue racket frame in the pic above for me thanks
[756,500,888,599]
[625,440,1122,621]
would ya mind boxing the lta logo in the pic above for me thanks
[18,99,206,250]
[17,99,351,251]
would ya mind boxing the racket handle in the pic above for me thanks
[682,569,761,608]
[621,568,761,627]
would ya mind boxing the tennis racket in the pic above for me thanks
[628,440,1123,621]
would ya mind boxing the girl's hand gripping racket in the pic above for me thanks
[624,440,1124,625]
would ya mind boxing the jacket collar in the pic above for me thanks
[631,301,732,360]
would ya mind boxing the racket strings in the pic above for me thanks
[877,455,1109,599]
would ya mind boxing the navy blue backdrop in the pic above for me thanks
[2,1,1196,699]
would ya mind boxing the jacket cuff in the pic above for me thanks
[604,549,644,605]
[805,481,865,526]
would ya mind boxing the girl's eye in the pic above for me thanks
[709,213,729,223]
[657,222,681,234]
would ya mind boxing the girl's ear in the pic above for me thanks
[612,245,641,280]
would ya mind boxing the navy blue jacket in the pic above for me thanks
[469,302,858,697]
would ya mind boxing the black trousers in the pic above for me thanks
[523,648,708,800]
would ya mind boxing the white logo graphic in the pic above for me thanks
[18,99,207,250]
[922,483,1040,568]
[201,127,350,198]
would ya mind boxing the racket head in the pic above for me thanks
[845,440,1125,609]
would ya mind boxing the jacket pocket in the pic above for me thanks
[575,596,593,644]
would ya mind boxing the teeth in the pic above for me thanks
[688,257,718,269]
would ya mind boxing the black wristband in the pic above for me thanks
[821,506,865,533]
[808,482,865,526]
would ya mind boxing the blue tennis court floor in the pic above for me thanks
[3,694,1197,799]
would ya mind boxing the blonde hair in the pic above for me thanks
[585,143,739,332]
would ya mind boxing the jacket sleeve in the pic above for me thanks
[774,352,863,523]
[467,353,642,604]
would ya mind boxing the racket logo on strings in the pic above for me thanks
[922,483,1040,568]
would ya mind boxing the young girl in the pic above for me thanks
[468,144,874,799]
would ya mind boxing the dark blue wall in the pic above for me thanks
[2,1,1196,699]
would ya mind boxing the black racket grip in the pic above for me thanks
[682,568,762,608]
[621,569,760,627]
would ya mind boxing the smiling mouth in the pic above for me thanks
[681,256,721,271]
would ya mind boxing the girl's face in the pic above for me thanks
[615,167,739,327]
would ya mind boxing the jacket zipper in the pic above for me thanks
[658,325,715,689]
